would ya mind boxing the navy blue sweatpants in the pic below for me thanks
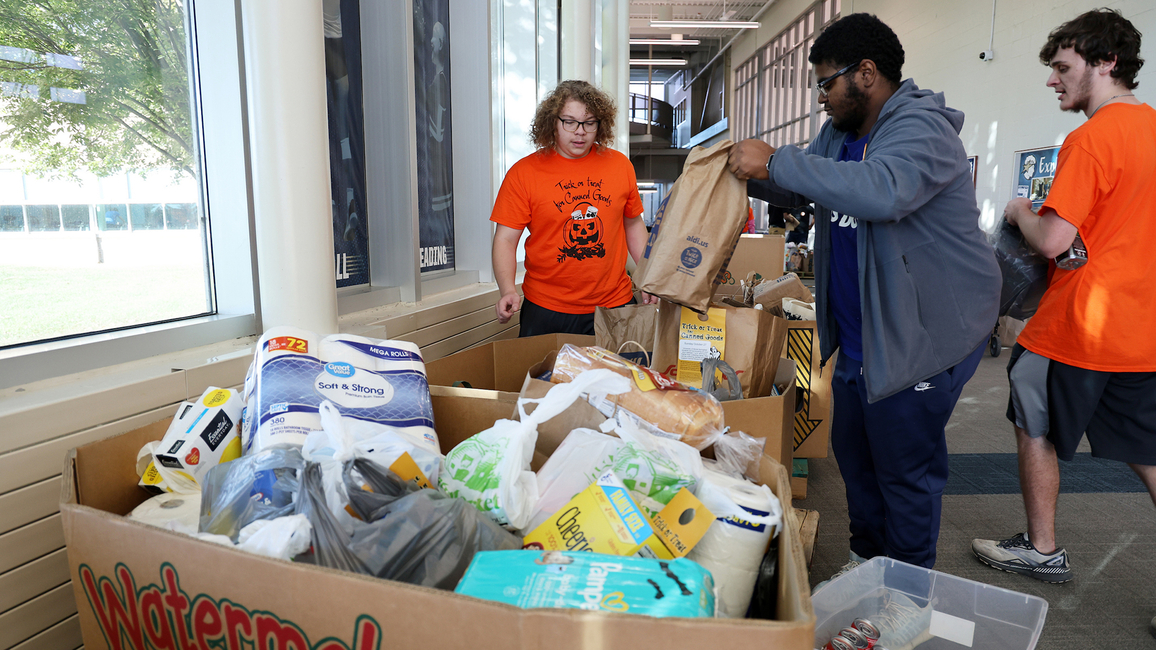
[830,342,984,569]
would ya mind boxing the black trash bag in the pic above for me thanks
[296,462,370,574]
[989,216,1049,320]
[745,536,780,620]
[343,457,524,590]
[199,448,304,540]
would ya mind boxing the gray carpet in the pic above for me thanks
[796,351,1156,648]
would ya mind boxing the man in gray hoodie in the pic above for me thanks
[729,13,1001,575]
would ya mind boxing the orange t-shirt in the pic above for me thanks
[490,147,643,314]
[1017,102,1156,371]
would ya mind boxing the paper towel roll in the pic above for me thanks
[687,468,782,618]
[129,492,203,533]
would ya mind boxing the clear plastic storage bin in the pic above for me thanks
[811,557,1048,650]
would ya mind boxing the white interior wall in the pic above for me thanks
[733,0,1156,232]
[855,0,1156,231]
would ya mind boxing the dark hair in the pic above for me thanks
[1040,8,1144,90]
[529,80,616,152]
[809,13,904,86]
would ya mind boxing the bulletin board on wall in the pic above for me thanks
[1012,146,1061,209]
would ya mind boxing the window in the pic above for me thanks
[61,204,90,230]
[130,204,165,230]
[0,205,22,231]
[734,0,841,147]
[0,1,212,347]
[25,205,60,232]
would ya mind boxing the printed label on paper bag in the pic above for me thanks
[677,306,727,388]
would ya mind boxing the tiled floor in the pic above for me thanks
[798,351,1156,647]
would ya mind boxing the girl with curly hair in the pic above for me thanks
[490,80,656,337]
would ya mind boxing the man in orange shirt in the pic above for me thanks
[491,80,657,336]
[972,9,1156,617]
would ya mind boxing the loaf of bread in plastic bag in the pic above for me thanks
[548,344,725,450]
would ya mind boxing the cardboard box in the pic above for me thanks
[790,459,808,500]
[781,320,831,459]
[425,333,595,392]
[715,234,786,297]
[61,390,815,650]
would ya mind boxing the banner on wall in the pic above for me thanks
[413,0,456,273]
[325,0,370,288]
[1013,146,1060,209]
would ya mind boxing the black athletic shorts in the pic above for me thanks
[517,296,636,338]
[1043,354,1156,464]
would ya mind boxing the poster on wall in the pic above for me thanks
[413,0,456,273]
[1013,146,1060,209]
[325,0,370,288]
[968,155,978,188]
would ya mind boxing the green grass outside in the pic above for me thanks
[0,264,209,347]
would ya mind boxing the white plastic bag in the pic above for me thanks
[439,369,630,530]
[236,514,313,561]
[302,400,443,533]
[526,412,704,533]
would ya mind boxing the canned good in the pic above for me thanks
[822,637,855,650]
[837,627,871,649]
[852,618,881,643]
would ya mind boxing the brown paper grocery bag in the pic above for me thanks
[594,303,659,367]
[634,140,749,313]
[651,300,785,399]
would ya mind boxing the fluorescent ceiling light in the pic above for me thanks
[630,38,701,46]
[630,58,687,66]
[638,188,659,194]
[649,20,760,29]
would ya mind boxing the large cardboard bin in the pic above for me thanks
[61,386,814,650]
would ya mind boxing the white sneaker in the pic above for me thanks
[972,532,1073,583]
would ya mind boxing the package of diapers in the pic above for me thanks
[455,550,716,618]
[243,327,438,455]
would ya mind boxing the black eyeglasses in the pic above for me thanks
[816,61,862,98]
[557,117,600,133]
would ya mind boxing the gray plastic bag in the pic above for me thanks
[199,448,304,540]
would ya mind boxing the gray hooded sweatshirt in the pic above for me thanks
[748,79,1001,403]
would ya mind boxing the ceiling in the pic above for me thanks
[628,0,769,39]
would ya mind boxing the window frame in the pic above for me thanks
[0,0,257,390]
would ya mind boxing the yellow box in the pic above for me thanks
[524,471,714,560]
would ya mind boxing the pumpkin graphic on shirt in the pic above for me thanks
[558,203,607,262]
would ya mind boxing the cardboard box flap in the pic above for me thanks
[425,333,595,393]
[74,417,171,516]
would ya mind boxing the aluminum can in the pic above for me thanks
[837,627,871,649]
[822,636,855,650]
[852,618,881,644]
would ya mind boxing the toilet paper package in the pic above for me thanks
[243,327,438,456]
[138,387,244,493]
[686,466,782,618]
